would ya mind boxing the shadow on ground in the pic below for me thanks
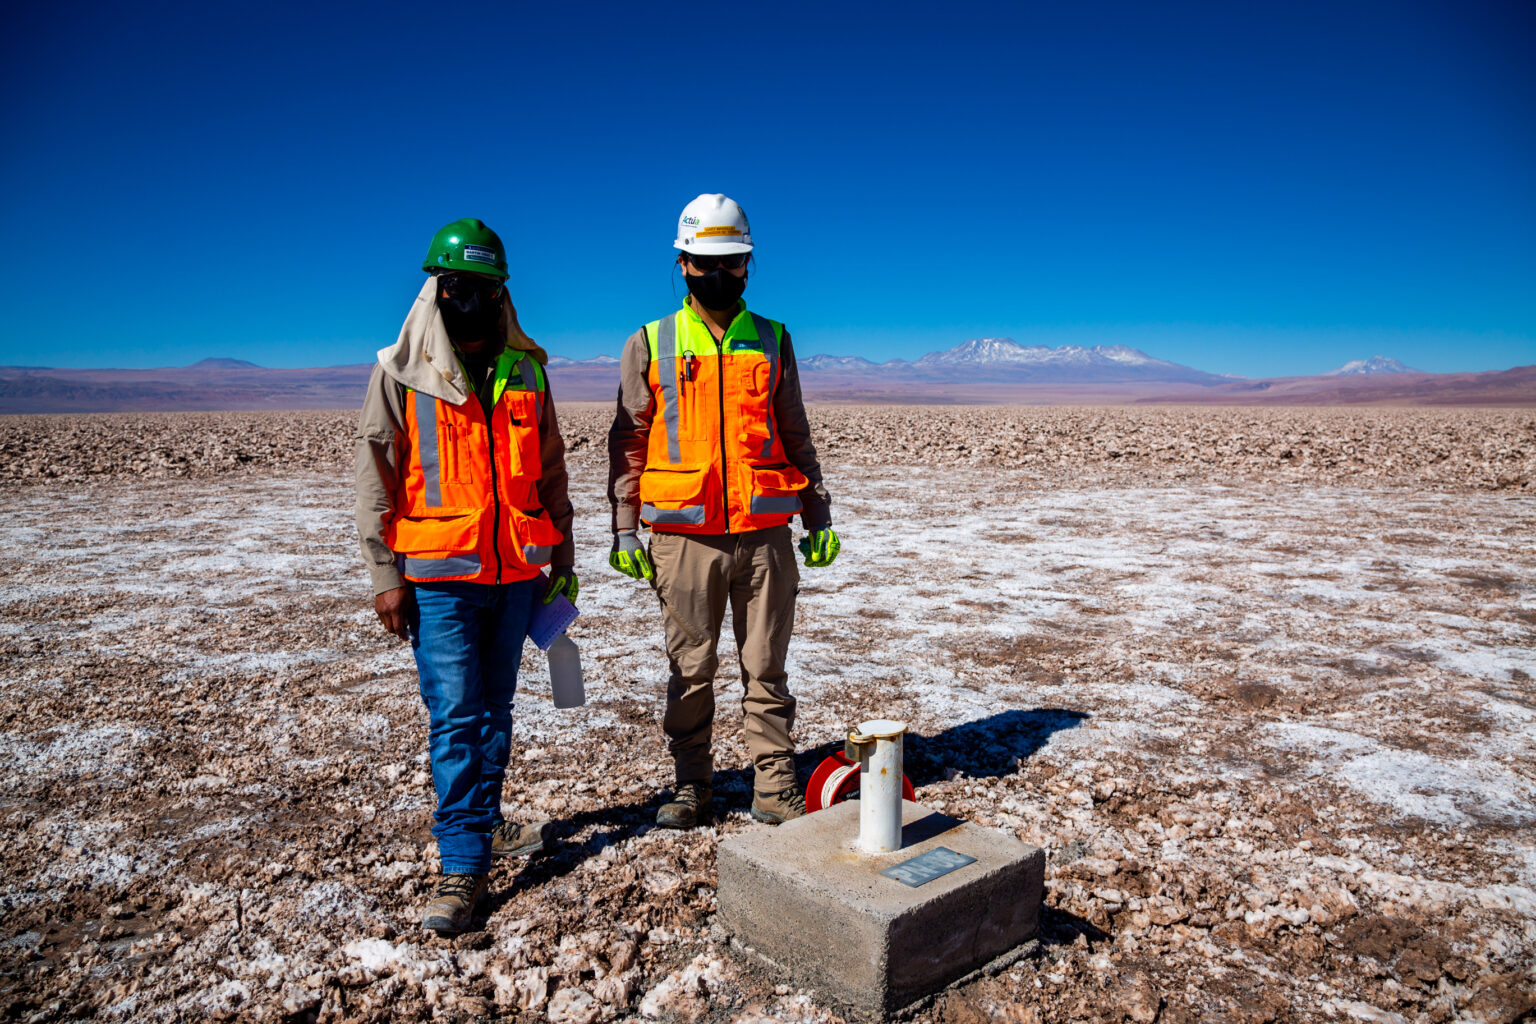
[1038,906,1111,949]
[803,707,1090,788]
[906,707,1088,786]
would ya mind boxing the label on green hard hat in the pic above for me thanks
[463,244,498,266]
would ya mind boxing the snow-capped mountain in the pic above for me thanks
[545,354,620,368]
[799,354,879,371]
[1324,356,1420,376]
[917,337,1184,371]
[915,337,1040,365]
[805,337,1224,383]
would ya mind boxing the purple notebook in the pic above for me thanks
[528,572,580,651]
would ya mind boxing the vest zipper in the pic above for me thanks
[714,334,730,534]
[482,382,504,583]
[460,353,506,583]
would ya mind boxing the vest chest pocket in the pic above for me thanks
[445,422,474,484]
[736,357,774,434]
[677,351,710,442]
[749,360,771,396]
[709,356,769,446]
[501,391,542,480]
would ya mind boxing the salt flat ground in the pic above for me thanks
[1,429,1533,1022]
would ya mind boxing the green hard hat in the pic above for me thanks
[422,218,509,278]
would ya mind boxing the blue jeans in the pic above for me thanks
[408,578,540,874]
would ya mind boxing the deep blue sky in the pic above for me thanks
[2,1,1531,377]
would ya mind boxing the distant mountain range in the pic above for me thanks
[0,339,1529,412]
[547,354,617,367]
[782,341,1532,406]
[800,337,1224,384]
[1323,355,1420,376]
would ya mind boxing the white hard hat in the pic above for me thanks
[674,193,753,254]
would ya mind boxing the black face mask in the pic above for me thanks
[684,267,747,311]
[436,286,502,343]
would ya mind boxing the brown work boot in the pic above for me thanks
[750,787,806,825]
[656,781,712,829]
[421,872,488,936]
[491,819,554,859]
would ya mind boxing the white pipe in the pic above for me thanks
[855,719,907,854]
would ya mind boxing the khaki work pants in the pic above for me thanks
[649,526,800,794]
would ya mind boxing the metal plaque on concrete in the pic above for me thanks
[880,846,977,887]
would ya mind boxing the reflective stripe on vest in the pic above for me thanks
[749,495,801,515]
[641,503,707,525]
[415,388,442,507]
[748,313,778,460]
[655,314,682,464]
[405,554,481,578]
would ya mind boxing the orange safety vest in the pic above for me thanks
[385,350,562,584]
[638,303,808,535]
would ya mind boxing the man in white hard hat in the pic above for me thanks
[607,194,839,829]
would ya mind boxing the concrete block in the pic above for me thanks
[718,799,1044,1017]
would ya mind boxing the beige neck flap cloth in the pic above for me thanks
[376,277,549,403]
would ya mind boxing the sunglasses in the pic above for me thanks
[684,252,749,271]
[438,274,504,300]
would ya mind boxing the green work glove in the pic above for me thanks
[609,529,655,581]
[543,566,579,605]
[798,528,841,567]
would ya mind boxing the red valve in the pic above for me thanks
[806,751,916,812]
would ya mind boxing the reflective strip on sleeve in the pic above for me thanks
[531,357,546,421]
[749,494,803,515]
[414,389,442,507]
[641,503,706,525]
[522,544,552,565]
[750,314,779,460]
[404,554,480,578]
[656,315,682,463]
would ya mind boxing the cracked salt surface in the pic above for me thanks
[1262,723,1536,826]
[1,451,1533,1022]
[0,725,157,778]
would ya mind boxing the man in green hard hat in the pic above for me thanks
[355,218,578,935]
